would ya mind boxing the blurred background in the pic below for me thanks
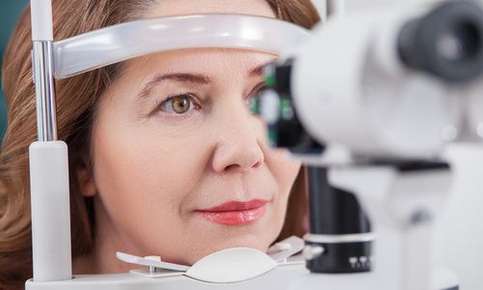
[0,0,28,140]
[1,1,482,289]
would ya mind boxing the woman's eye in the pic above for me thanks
[159,94,198,114]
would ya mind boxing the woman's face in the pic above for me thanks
[85,0,301,270]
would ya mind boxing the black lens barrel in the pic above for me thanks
[398,0,483,83]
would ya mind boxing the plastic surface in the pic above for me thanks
[52,14,310,79]
[116,252,189,272]
[30,0,53,41]
[115,236,302,282]
[268,236,305,263]
[24,263,459,290]
[29,141,72,281]
[185,247,277,283]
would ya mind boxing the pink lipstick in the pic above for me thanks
[196,199,268,225]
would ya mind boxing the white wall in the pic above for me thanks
[308,1,483,289]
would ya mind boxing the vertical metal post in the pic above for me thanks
[29,0,72,282]
[32,41,57,141]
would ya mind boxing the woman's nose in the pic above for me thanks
[211,114,265,174]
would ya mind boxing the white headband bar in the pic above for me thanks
[52,14,310,79]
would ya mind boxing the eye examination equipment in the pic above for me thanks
[26,0,483,290]
[257,1,483,290]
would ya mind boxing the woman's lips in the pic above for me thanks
[195,199,268,226]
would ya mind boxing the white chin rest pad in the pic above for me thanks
[185,247,277,283]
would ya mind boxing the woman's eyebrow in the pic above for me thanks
[138,73,211,99]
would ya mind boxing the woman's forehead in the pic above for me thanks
[141,0,275,19]
[126,49,276,79]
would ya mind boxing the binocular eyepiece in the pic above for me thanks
[399,0,483,84]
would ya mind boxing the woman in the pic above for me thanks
[0,0,320,289]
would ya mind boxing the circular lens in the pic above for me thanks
[437,21,481,62]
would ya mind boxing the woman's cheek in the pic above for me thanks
[268,149,302,188]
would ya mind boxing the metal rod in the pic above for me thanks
[33,41,58,141]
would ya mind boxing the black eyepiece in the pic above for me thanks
[399,0,483,83]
